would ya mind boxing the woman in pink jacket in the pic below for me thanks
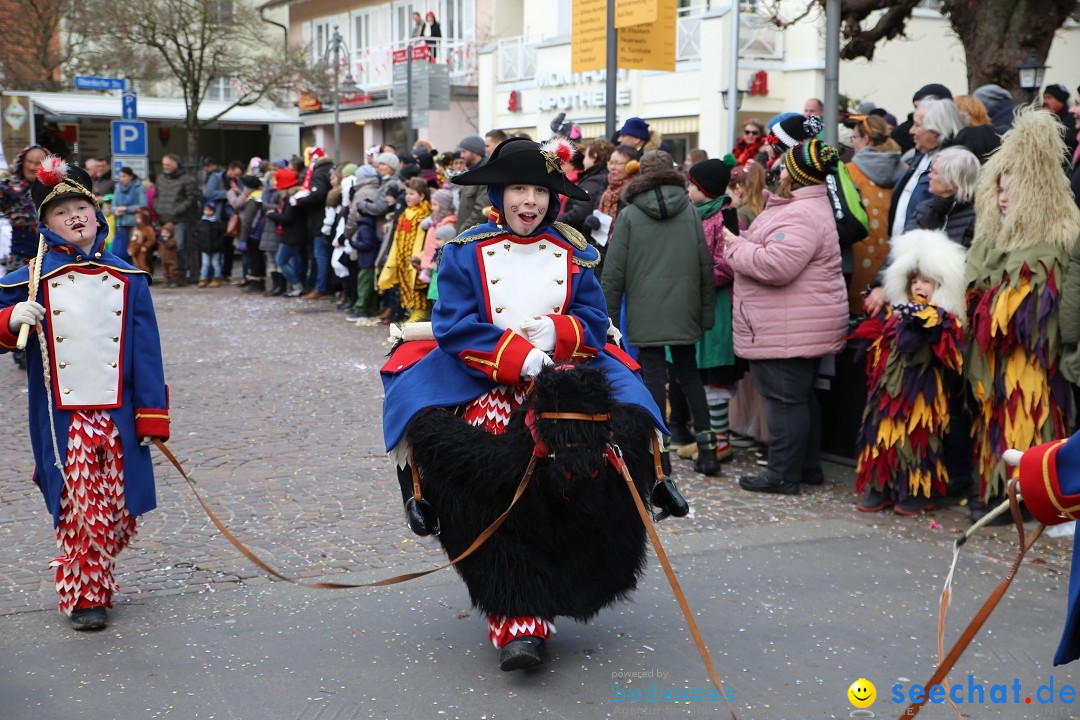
[724,139,848,495]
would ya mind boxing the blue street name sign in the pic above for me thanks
[111,120,147,156]
[74,76,126,91]
[122,91,137,120]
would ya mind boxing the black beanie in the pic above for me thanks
[773,115,823,150]
[912,83,953,103]
[783,139,839,187]
[1045,83,1070,105]
[688,155,737,199]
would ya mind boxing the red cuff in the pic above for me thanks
[0,306,27,351]
[381,340,437,374]
[1018,438,1077,525]
[135,408,171,441]
[605,342,641,372]
[549,314,598,362]
[460,328,534,384]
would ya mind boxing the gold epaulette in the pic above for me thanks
[447,227,504,244]
[553,221,588,251]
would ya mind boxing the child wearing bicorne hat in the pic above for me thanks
[0,156,170,631]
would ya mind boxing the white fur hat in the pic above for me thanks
[882,229,967,321]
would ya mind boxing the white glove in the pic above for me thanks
[7,300,45,334]
[521,348,554,380]
[520,316,556,353]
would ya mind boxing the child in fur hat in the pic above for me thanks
[852,229,966,515]
[964,108,1080,524]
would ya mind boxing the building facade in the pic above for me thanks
[478,0,1080,162]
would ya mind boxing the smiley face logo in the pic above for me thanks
[847,678,876,708]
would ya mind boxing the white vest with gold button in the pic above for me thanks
[43,266,127,410]
[476,235,572,336]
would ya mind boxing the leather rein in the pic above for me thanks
[155,408,737,719]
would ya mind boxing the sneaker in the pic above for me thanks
[893,495,935,516]
[499,636,546,671]
[738,473,800,495]
[70,605,108,631]
[345,314,365,323]
[856,488,894,512]
[729,432,756,448]
[715,441,734,463]
[755,447,769,467]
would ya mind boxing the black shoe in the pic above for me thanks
[651,477,689,520]
[857,488,894,512]
[499,636,546,671]
[894,495,935,516]
[969,495,1029,526]
[70,605,107,631]
[801,469,825,485]
[693,431,721,476]
[738,473,800,495]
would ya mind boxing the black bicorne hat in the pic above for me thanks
[31,156,98,216]
[451,137,590,201]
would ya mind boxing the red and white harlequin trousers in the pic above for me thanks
[50,410,136,615]
[463,385,557,648]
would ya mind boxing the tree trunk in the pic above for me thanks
[944,0,1075,102]
[186,113,200,168]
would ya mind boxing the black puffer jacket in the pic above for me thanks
[557,165,608,235]
[907,195,976,248]
[292,158,334,240]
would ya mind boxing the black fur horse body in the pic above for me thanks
[406,366,656,621]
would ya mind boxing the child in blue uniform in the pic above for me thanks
[0,157,170,631]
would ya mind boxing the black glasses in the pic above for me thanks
[743,129,761,136]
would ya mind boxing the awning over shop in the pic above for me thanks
[299,104,406,127]
[2,91,299,125]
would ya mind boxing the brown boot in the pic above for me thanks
[301,290,326,300]
[209,277,222,288]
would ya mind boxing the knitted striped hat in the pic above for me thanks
[782,139,838,187]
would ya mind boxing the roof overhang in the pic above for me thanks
[3,91,299,125]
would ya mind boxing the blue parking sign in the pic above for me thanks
[111,120,147,156]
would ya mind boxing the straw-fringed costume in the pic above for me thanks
[852,230,966,505]
[964,109,1079,510]
[0,160,169,627]
[381,138,680,672]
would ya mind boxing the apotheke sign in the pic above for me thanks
[536,69,631,112]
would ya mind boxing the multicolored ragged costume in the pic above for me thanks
[962,109,1080,507]
[853,301,965,501]
[966,245,1073,501]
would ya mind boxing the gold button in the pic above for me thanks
[51,282,59,288]
[113,284,121,289]
[486,250,495,256]
[553,306,561,312]
[67,274,75,280]
[490,278,499,284]
[495,307,504,313]
[101,275,108,282]
[539,243,547,250]
[503,243,511,251]
[53,309,61,315]
[56,336,64,342]
[95,253,102,258]
[110,362,117,368]
[62,388,70,395]
[555,279,564,285]
[554,251,563,258]
[112,336,120,343]
[76,256,83,261]
[59,362,67,369]
[115,310,122,316]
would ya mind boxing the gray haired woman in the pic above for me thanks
[906,146,980,247]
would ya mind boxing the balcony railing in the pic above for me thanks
[350,37,477,92]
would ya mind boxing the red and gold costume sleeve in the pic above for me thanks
[135,386,171,441]
[459,328,535,384]
[548,313,598,362]
[0,306,23,350]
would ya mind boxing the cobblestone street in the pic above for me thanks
[0,285,1075,719]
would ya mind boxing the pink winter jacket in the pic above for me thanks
[724,184,848,360]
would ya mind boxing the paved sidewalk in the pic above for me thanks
[0,286,1076,719]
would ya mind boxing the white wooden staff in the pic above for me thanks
[15,234,46,350]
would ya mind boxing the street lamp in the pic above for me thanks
[1015,49,1048,105]
[327,25,361,165]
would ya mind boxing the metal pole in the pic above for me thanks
[824,0,840,147]
[332,26,341,165]
[727,0,740,151]
[407,42,414,150]
[605,0,617,140]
